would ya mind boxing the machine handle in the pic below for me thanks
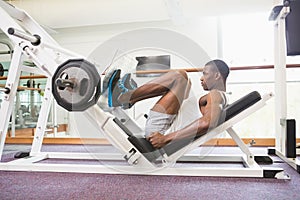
[8,27,41,46]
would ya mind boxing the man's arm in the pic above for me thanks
[148,90,225,148]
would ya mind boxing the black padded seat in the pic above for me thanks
[114,91,262,161]
[113,118,160,162]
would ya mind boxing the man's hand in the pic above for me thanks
[147,132,168,149]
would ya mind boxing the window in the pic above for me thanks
[220,12,300,138]
[221,12,274,67]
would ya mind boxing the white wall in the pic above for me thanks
[52,19,218,59]
[8,0,273,28]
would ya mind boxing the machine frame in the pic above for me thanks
[269,2,300,173]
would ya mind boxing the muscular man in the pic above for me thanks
[107,59,230,148]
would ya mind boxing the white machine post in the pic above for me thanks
[30,79,54,155]
[0,48,23,160]
[274,6,289,156]
[271,3,300,173]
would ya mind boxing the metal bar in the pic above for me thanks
[1,63,299,80]
[0,161,268,178]
[177,154,245,163]
[7,27,40,45]
[134,64,300,74]
[30,79,53,154]
[0,48,23,161]
[0,75,47,80]
[226,127,256,166]
[0,50,13,55]
[46,152,124,161]
[275,149,300,172]
[0,87,10,93]
[0,84,41,91]
[274,5,289,155]
[55,78,75,89]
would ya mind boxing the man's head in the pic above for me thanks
[200,59,230,91]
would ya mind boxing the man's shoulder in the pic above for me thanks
[199,90,220,100]
[199,90,226,102]
[206,90,226,103]
[207,89,222,97]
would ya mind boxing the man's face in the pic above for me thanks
[200,64,218,91]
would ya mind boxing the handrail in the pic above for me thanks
[0,84,41,91]
[135,63,300,74]
[0,75,47,80]
[0,64,299,80]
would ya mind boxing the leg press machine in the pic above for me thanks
[0,1,289,178]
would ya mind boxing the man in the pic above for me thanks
[107,59,230,148]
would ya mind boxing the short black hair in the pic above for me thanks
[205,59,230,80]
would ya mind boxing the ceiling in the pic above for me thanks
[5,0,275,29]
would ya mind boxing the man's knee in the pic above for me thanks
[172,70,188,81]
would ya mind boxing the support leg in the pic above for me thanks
[226,127,256,166]
[30,79,54,155]
[0,48,23,160]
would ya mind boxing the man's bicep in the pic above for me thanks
[206,92,224,125]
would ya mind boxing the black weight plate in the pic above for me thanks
[52,59,101,111]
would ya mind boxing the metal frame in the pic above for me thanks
[1,92,289,178]
[270,3,300,173]
[0,0,289,178]
[0,0,80,159]
[0,100,283,177]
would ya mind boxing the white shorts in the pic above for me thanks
[144,110,176,137]
[144,95,201,137]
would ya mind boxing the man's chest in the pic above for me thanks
[199,95,208,114]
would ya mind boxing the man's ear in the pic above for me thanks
[215,72,222,80]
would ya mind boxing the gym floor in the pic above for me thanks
[0,144,299,200]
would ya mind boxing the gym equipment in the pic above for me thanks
[0,75,47,81]
[0,0,87,160]
[268,1,300,173]
[134,64,300,75]
[0,86,10,94]
[0,63,8,76]
[0,84,40,92]
[0,0,289,178]
[52,59,101,111]
[0,62,10,93]
[0,50,13,55]
[7,27,41,46]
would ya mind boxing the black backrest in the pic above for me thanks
[163,91,262,156]
[220,91,261,124]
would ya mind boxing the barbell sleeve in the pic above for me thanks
[0,87,10,94]
[55,78,76,89]
[8,27,41,46]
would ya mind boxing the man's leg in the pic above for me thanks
[119,70,190,115]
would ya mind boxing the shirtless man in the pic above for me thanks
[107,59,230,148]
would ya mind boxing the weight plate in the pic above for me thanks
[52,59,101,111]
